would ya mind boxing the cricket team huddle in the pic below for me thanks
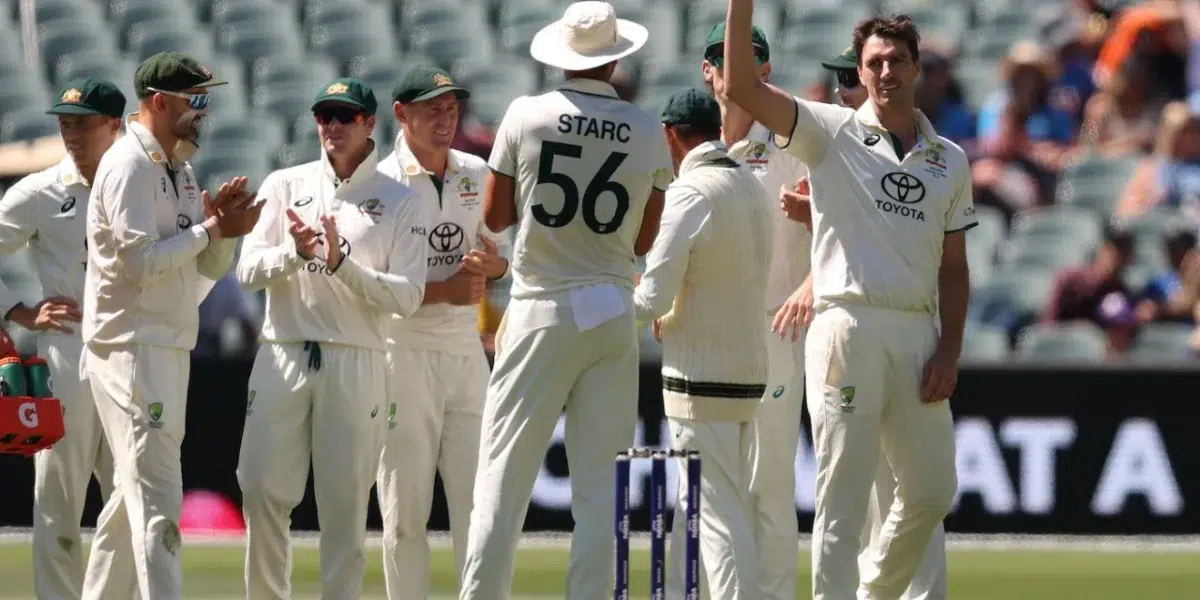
[6,0,975,599]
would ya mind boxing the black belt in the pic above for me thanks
[661,376,766,398]
[303,341,322,372]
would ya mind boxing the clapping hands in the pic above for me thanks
[285,210,343,271]
[203,176,261,237]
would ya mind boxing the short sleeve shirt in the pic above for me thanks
[488,78,673,300]
[776,99,978,314]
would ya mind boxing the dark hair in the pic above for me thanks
[852,15,921,66]
[668,123,721,143]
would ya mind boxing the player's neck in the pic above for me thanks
[410,144,450,179]
[720,104,754,145]
[75,139,116,183]
[75,159,99,184]
[329,144,371,180]
[135,112,179,162]
[873,101,918,148]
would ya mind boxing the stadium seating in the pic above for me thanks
[1128,322,1195,362]
[1015,322,1108,361]
[0,0,1192,363]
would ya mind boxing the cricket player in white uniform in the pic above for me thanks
[699,22,812,600]
[235,77,430,600]
[724,5,975,600]
[82,52,260,600]
[804,46,950,600]
[0,78,134,600]
[458,3,672,598]
[375,65,511,600]
[634,87,772,600]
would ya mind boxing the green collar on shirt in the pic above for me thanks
[853,104,944,157]
[678,140,735,175]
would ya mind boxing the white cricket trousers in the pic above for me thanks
[82,343,191,600]
[749,313,805,600]
[459,301,639,600]
[35,335,135,600]
[238,342,388,600]
[377,346,489,600]
[665,418,758,600]
[860,457,948,600]
[805,304,956,600]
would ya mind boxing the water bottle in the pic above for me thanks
[0,355,28,397]
[23,356,51,399]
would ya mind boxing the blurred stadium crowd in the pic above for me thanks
[1,0,1200,364]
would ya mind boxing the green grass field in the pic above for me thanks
[0,534,1197,599]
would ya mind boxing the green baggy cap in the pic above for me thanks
[660,87,721,127]
[704,21,770,65]
[134,51,226,99]
[312,77,379,115]
[392,65,471,104]
[48,77,126,117]
[821,45,859,70]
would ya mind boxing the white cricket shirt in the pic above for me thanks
[726,122,812,311]
[489,78,673,300]
[235,144,430,353]
[633,141,772,422]
[379,133,510,354]
[0,156,90,329]
[83,117,237,350]
[776,100,978,314]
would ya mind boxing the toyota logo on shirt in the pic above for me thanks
[429,223,465,253]
[880,172,926,205]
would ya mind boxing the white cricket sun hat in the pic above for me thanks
[529,1,649,71]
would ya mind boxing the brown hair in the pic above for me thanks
[852,15,921,66]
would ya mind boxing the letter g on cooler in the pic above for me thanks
[18,402,38,428]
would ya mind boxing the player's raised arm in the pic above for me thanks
[332,188,430,318]
[724,0,844,166]
[722,0,797,139]
[234,175,308,291]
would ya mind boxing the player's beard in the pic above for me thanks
[171,109,206,161]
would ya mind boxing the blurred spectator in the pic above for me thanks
[1116,101,1200,218]
[452,96,496,160]
[974,42,1077,221]
[1095,0,1189,100]
[1037,1,1106,121]
[1080,55,1167,156]
[915,49,975,146]
[1178,0,1200,106]
[1041,225,1138,355]
[197,274,258,359]
[804,71,835,104]
[1135,226,1200,324]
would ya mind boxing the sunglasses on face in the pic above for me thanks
[835,69,861,89]
[146,87,210,110]
[313,106,365,125]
